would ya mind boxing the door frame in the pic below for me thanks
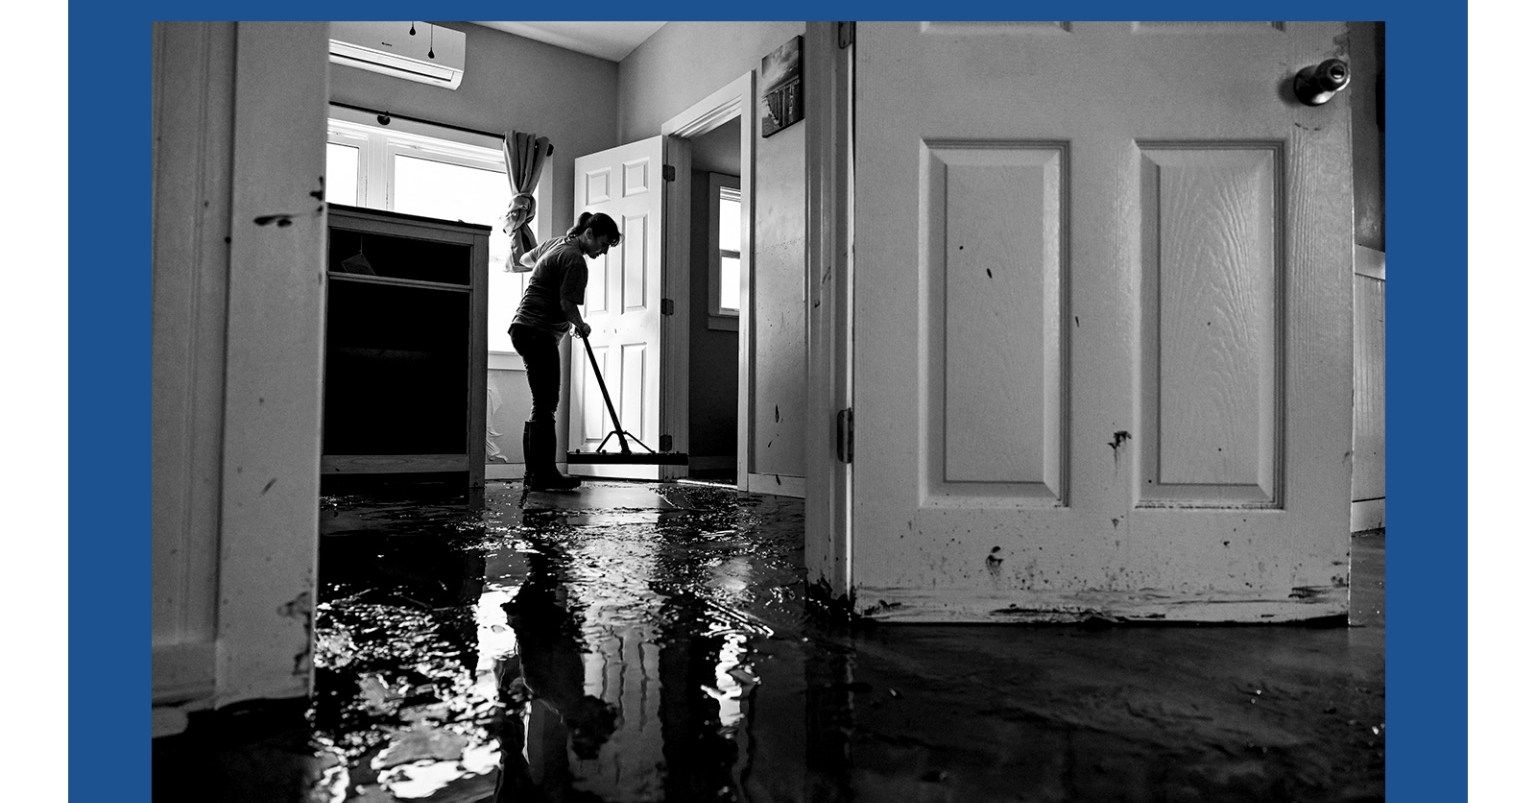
[660,71,755,485]
[803,23,855,602]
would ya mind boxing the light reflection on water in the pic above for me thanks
[298,481,1384,803]
[310,482,800,802]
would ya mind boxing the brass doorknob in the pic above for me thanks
[1293,58,1351,106]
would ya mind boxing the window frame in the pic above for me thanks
[707,172,743,332]
[326,104,510,210]
[324,104,551,363]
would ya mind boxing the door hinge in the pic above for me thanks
[661,298,674,316]
[836,408,854,463]
[838,22,855,49]
[663,164,676,182]
[660,434,673,452]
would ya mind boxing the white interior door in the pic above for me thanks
[570,136,668,479]
[851,22,1355,622]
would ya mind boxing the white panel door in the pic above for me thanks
[571,137,667,479]
[852,22,1354,622]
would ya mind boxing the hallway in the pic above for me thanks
[153,480,1385,802]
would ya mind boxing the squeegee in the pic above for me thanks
[567,334,688,466]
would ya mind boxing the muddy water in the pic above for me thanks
[289,481,1384,802]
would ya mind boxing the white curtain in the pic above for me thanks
[500,131,553,272]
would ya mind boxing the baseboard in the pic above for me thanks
[152,641,218,738]
[746,473,805,498]
[485,462,527,480]
[1351,498,1386,532]
[153,641,216,706]
[153,704,202,738]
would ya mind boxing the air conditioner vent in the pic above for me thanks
[329,22,465,90]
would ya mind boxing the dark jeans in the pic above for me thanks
[510,324,561,424]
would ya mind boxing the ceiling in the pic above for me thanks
[471,22,667,62]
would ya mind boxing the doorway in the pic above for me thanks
[567,72,755,487]
[658,71,755,488]
[684,119,741,481]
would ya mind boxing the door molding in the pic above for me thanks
[662,72,755,485]
[218,21,329,704]
[803,23,855,601]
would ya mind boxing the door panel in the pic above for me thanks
[853,22,1354,622]
[571,137,667,479]
[581,343,611,445]
[922,142,1065,501]
[1138,145,1280,504]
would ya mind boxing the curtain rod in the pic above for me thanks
[329,101,506,143]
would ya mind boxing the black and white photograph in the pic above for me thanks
[146,20,1391,802]
[760,35,803,137]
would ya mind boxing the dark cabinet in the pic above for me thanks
[322,204,489,487]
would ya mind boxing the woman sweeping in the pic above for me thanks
[509,211,621,490]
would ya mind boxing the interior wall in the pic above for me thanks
[330,22,622,468]
[689,170,739,462]
[617,23,805,142]
[619,22,809,481]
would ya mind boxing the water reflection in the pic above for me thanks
[310,483,816,802]
[296,483,1383,803]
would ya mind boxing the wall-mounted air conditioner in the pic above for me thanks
[329,22,465,90]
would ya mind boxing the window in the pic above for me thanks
[325,105,548,357]
[708,173,743,331]
[325,105,515,271]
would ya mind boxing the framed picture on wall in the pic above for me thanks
[760,35,803,138]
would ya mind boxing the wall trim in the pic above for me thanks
[802,22,855,599]
[485,462,527,480]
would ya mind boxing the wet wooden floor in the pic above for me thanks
[153,480,1384,802]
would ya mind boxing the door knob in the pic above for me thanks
[1293,58,1351,106]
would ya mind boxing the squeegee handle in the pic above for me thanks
[581,334,632,454]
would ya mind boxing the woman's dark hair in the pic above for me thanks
[567,211,621,245]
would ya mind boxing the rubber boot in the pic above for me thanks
[521,423,536,486]
[528,420,581,491]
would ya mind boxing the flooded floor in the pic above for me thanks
[153,480,1385,802]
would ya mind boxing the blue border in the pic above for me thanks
[1382,8,1470,803]
[79,2,1466,801]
